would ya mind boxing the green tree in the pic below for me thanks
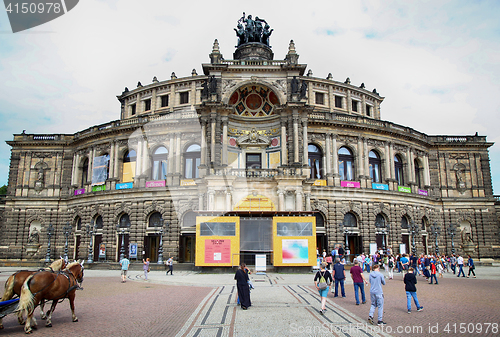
[0,185,7,195]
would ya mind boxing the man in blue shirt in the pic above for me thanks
[368,264,386,326]
[400,254,409,274]
[332,258,346,297]
[120,257,130,283]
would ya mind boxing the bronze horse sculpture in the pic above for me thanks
[0,258,66,329]
[16,260,84,334]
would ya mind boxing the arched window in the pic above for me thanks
[151,147,168,180]
[343,212,357,227]
[95,215,103,229]
[338,147,354,181]
[184,144,201,179]
[394,155,404,185]
[308,144,323,179]
[414,159,422,188]
[315,212,325,227]
[183,211,197,228]
[75,217,82,231]
[81,158,89,187]
[369,150,382,183]
[375,214,386,228]
[148,212,162,228]
[119,214,130,228]
[401,216,409,229]
[122,150,136,183]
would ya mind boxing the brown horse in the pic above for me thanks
[0,259,66,329]
[16,260,84,334]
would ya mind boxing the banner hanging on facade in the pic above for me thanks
[92,155,109,185]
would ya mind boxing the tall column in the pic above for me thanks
[325,133,331,174]
[293,113,299,163]
[175,133,181,175]
[208,191,215,211]
[142,139,148,177]
[389,143,395,179]
[406,147,412,184]
[328,85,334,113]
[295,191,303,211]
[332,134,338,175]
[281,118,288,165]
[357,137,364,179]
[361,95,366,115]
[200,119,207,166]
[423,154,430,186]
[114,141,119,179]
[88,148,94,183]
[136,138,143,176]
[222,117,228,166]
[384,142,391,181]
[168,134,175,174]
[198,193,204,210]
[225,191,232,211]
[409,148,416,183]
[347,90,352,113]
[363,138,369,179]
[302,118,308,165]
[210,111,216,163]
[109,142,115,179]
[305,193,311,211]
[71,153,78,185]
[278,190,285,211]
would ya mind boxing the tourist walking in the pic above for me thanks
[143,257,150,281]
[467,255,476,278]
[350,260,368,305]
[235,263,251,310]
[314,262,333,314]
[457,255,465,277]
[120,256,130,283]
[429,260,438,285]
[368,264,386,326]
[450,254,457,274]
[166,256,174,275]
[388,255,395,279]
[404,267,423,313]
[332,257,346,297]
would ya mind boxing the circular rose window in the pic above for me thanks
[245,94,263,110]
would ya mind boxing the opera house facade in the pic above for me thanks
[1,18,498,267]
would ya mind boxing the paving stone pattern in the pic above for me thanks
[0,266,498,336]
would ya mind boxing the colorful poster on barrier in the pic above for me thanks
[282,239,309,264]
[204,239,231,264]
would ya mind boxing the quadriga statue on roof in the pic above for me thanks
[235,12,272,47]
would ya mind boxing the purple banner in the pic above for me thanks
[146,180,166,188]
[418,189,428,196]
[74,188,85,196]
[341,181,360,188]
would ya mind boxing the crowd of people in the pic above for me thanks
[315,246,477,326]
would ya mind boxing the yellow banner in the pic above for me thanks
[122,162,136,183]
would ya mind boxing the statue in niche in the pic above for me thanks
[291,76,299,94]
[234,23,246,46]
[208,75,217,94]
[201,79,209,99]
[454,164,466,193]
[28,227,40,244]
[262,24,273,45]
[461,227,473,244]
[299,81,308,100]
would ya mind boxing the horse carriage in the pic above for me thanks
[0,259,84,334]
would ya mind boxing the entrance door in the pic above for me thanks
[74,235,81,260]
[347,235,362,263]
[93,235,102,261]
[316,234,327,256]
[240,218,273,266]
[181,235,195,263]
[375,234,383,251]
[144,235,160,262]
[401,234,410,254]
[422,235,428,254]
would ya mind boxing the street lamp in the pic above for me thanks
[117,216,130,261]
[44,223,54,263]
[63,222,72,261]
[410,221,420,256]
[339,222,350,262]
[156,217,165,265]
[447,223,456,254]
[85,219,96,263]
[429,222,441,256]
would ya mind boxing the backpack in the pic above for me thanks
[317,271,328,290]
[389,260,394,268]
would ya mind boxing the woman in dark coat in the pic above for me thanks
[234,263,251,309]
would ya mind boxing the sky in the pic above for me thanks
[0,0,499,194]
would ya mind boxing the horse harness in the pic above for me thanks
[29,269,82,302]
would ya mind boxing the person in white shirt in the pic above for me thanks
[457,255,465,277]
